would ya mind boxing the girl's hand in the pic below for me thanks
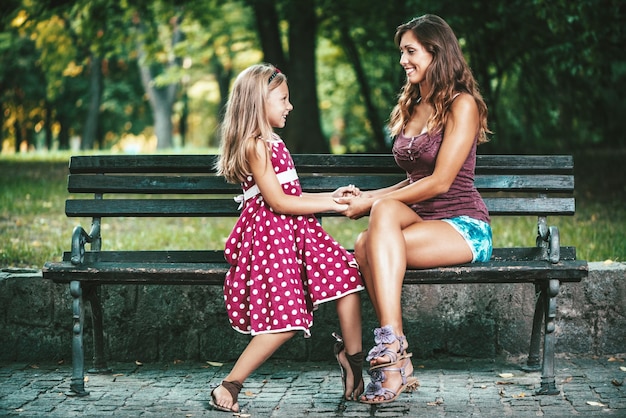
[332,184,361,198]
[334,196,373,219]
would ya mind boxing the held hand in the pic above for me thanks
[332,184,361,198]
[334,196,372,219]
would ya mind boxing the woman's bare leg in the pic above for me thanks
[212,331,296,411]
[360,199,473,402]
[354,230,379,318]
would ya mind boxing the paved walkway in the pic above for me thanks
[1,355,625,417]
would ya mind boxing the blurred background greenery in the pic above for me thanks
[1,0,624,154]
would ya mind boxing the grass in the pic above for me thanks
[1,150,624,268]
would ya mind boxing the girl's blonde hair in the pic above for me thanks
[216,63,287,183]
[388,14,490,144]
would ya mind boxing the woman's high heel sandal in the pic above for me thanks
[360,357,419,404]
[367,325,412,370]
[333,333,365,401]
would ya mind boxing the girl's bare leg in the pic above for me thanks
[336,292,362,355]
[335,292,363,399]
[212,331,296,412]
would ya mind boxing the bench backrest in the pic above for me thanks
[65,154,574,219]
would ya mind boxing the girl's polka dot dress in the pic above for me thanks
[223,138,364,337]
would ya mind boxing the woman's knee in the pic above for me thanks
[369,198,419,230]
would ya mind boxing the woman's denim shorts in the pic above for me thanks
[442,215,493,262]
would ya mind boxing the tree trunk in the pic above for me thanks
[251,0,286,70]
[282,0,327,153]
[81,54,103,150]
[337,22,387,151]
[135,15,183,150]
[44,100,53,150]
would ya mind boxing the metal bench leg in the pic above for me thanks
[69,281,89,396]
[536,279,560,395]
[522,283,543,372]
[83,284,112,374]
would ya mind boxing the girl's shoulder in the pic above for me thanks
[265,133,283,143]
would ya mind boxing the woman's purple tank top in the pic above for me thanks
[392,129,490,223]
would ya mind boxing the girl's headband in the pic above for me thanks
[268,68,281,84]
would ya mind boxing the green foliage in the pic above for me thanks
[1,0,625,153]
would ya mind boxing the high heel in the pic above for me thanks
[360,357,419,404]
[333,333,365,401]
[366,325,412,370]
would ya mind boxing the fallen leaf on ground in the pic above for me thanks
[511,392,526,398]
[586,401,607,407]
[496,381,514,385]
[244,390,255,397]
[561,376,573,383]
[498,373,514,378]
[135,360,143,366]
[611,379,623,386]
[206,361,223,367]
[608,357,624,362]
[620,366,626,372]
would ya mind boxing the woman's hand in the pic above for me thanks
[334,195,373,219]
[332,184,361,198]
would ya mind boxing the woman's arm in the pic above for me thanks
[338,93,479,219]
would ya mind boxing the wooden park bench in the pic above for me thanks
[42,154,588,396]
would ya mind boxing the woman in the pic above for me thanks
[336,14,492,404]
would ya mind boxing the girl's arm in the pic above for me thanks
[338,93,479,219]
[248,140,348,215]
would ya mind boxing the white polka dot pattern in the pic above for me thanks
[223,139,364,337]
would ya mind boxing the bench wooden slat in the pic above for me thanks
[43,258,587,285]
[482,197,575,215]
[65,197,575,217]
[68,154,574,175]
[68,174,240,194]
[67,173,573,194]
[65,198,241,217]
[57,247,578,264]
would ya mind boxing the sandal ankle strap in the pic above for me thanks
[221,380,243,404]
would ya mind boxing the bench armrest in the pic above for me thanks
[71,223,100,265]
[536,217,561,264]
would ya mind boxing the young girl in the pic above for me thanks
[211,64,365,413]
